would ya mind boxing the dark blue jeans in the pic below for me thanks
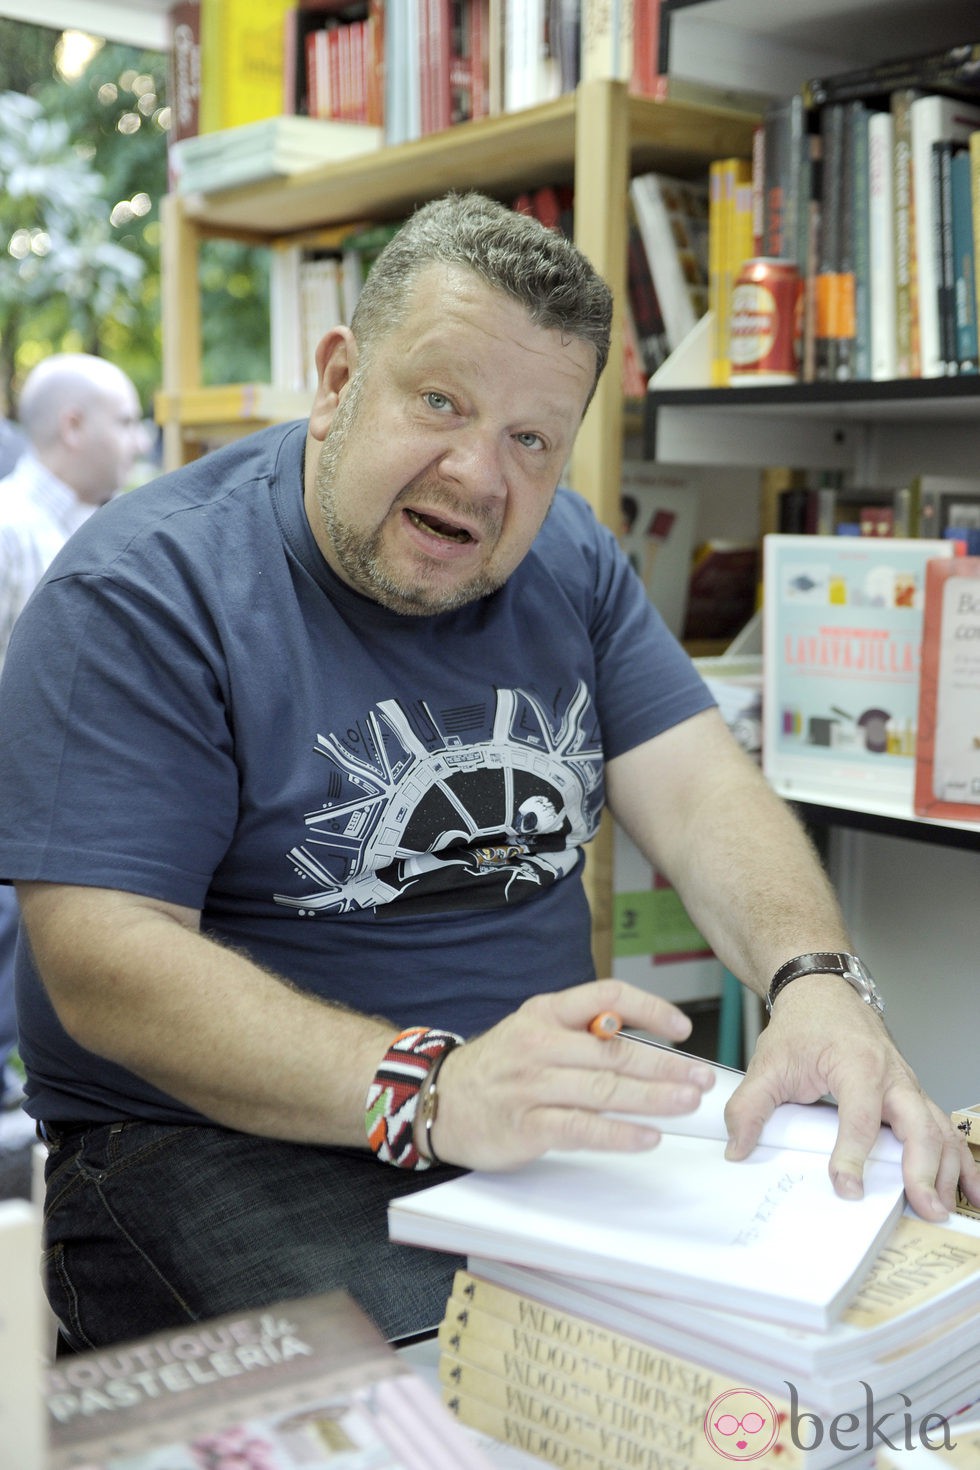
[41,1120,465,1351]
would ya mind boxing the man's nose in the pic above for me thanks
[438,426,505,497]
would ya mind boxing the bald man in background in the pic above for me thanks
[0,353,148,1111]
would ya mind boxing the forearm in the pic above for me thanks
[607,711,853,996]
[18,882,398,1144]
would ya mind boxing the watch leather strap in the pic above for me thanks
[766,951,884,1015]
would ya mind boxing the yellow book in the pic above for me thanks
[200,0,293,134]
[708,159,729,386]
[722,157,753,384]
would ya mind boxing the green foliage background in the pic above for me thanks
[0,20,270,420]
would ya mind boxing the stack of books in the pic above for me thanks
[389,1044,980,1470]
[171,114,383,195]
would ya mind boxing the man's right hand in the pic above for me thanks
[423,979,717,1170]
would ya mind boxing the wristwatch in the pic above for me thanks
[765,951,885,1016]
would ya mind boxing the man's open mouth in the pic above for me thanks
[406,508,474,543]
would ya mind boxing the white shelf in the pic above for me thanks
[0,0,170,49]
[661,0,978,98]
[778,786,980,848]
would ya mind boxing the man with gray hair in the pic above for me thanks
[0,197,975,1351]
[0,352,147,1111]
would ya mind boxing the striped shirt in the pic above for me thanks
[0,454,96,670]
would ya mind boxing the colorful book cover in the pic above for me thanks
[763,535,957,810]
[914,556,980,822]
[46,1289,494,1470]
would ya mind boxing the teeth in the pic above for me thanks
[408,508,471,542]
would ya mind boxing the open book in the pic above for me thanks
[389,1041,906,1332]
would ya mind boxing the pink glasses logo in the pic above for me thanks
[703,1388,782,1461]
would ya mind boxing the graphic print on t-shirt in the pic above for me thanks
[274,681,603,917]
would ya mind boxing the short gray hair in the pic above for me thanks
[350,192,612,397]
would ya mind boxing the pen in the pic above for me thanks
[588,1010,622,1039]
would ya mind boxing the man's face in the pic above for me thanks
[305,264,596,615]
[74,378,148,505]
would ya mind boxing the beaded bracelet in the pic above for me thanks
[365,1025,464,1171]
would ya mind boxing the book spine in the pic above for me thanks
[630,0,661,96]
[708,158,728,386]
[442,1387,614,1470]
[804,45,980,108]
[548,0,581,94]
[750,123,765,255]
[449,1271,690,1374]
[835,100,860,380]
[580,0,634,82]
[197,0,222,135]
[762,93,805,264]
[950,146,978,373]
[815,102,846,380]
[439,1351,738,1470]
[723,160,754,385]
[936,140,957,373]
[441,1295,722,1401]
[851,102,872,380]
[868,108,898,380]
[168,1,202,144]
[911,99,948,378]
[221,0,291,130]
[892,87,921,378]
[445,1270,768,1411]
[625,199,670,377]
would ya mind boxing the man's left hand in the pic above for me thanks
[724,974,980,1221]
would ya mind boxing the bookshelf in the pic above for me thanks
[649,0,980,1112]
[156,80,756,973]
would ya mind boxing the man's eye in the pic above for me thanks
[515,431,545,450]
[424,391,453,411]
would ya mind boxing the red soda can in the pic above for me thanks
[729,258,802,384]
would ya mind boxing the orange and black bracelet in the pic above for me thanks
[365,1025,464,1170]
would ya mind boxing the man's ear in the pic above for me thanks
[59,407,86,449]
[308,326,359,442]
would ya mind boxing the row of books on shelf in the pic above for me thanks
[762,537,980,826]
[775,474,980,552]
[265,172,704,408]
[389,1052,980,1469]
[620,462,980,826]
[709,39,980,387]
[167,0,755,190]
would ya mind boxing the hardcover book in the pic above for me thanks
[913,555,980,822]
[629,171,710,353]
[762,534,957,812]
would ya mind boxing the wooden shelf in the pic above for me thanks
[155,384,309,427]
[177,91,758,239]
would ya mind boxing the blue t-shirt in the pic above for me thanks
[0,421,714,1123]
